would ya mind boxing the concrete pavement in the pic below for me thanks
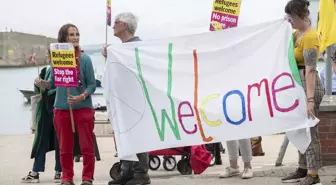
[0,134,335,185]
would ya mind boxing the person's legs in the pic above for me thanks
[238,138,253,179]
[214,143,222,165]
[133,152,149,174]
[74,108,95,182]
[220,140,240,178]
[21,145,47,183]
[281,145,308,183]
[297,126,322,185]
[32,145,47,173]
[227,140,239,168]
[54,127,62,182]
[54,109,75,183]
[108,160,134,185]
[125,153,151,185]
[238,139,252,169]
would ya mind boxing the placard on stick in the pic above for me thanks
[209,0,242,31]
[50,43,78,87]
[50,43,78,133]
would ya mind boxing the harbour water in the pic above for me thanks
[0,54,106,135]
[0,53,326,135]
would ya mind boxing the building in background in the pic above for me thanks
[0,31,56,67]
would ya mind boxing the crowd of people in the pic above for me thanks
[20,0,334,185]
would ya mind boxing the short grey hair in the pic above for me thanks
[115,12,138,35]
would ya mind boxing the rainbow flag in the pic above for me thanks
[107,0,111,26]
[317,0,336,53]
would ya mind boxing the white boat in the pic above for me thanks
[19,87,104,102]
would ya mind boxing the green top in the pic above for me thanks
[35,66,56,96]
[48,53,96,110]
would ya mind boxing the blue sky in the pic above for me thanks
[0,0,319,45]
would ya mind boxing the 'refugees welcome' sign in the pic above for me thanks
[103,20,316,158]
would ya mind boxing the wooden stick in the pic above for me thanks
[275,135,289,166]
[67,88,75,133]
[113,132,117,152]
[105,24,108,63]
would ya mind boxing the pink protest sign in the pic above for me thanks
[50,43,78,87]
[209,0,242,31]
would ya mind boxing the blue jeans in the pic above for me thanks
[32,130,62,172]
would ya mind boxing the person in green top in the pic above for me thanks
[21,49,62,184]
[39,23,96,185]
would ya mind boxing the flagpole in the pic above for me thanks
[105,24,108,63]
[105,0,111,63]
[326,46,333,95]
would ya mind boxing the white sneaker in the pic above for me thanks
[219,166,240,178]
[241,168,253,179]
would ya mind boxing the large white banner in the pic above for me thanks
[103,19,317,159]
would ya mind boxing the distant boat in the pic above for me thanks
[20,71,104,101]
[19,90,38,102]
[19,87,104,102]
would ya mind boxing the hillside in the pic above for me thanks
[0,31,56,67]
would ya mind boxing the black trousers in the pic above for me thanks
[119,153,149,178]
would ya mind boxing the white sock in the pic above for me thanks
[31,171,38,176]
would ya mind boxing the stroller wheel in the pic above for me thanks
[209,153,216,167]
[149,156,161,171]
[177,159,192,175]
[163,156,177,171]
[109,162,121,180]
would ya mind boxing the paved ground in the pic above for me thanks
[0,134,335,185]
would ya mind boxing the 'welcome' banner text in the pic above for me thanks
[103,20,316,158]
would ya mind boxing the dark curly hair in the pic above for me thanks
[285,0,310,20]
[57,23,79,43]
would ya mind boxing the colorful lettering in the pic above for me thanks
[177,101,197,134]
[272,72,299,112]
[247,79,274,121]
[134,44,181,141]
[222,90,246,125]
[193,50,213,142]
[201,94,222,127]
[133,43,300,142]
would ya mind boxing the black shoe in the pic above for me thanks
[60,182,75,185]
[81,180,93,185]
[108,176,133,185]
[125,173,151,185]
[21,171,39,183]
[54,171,62,183]
[281,168,307,183]
[296,175,321,185]
[215,159,222,165]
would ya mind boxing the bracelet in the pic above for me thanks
[81,94,86,100]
